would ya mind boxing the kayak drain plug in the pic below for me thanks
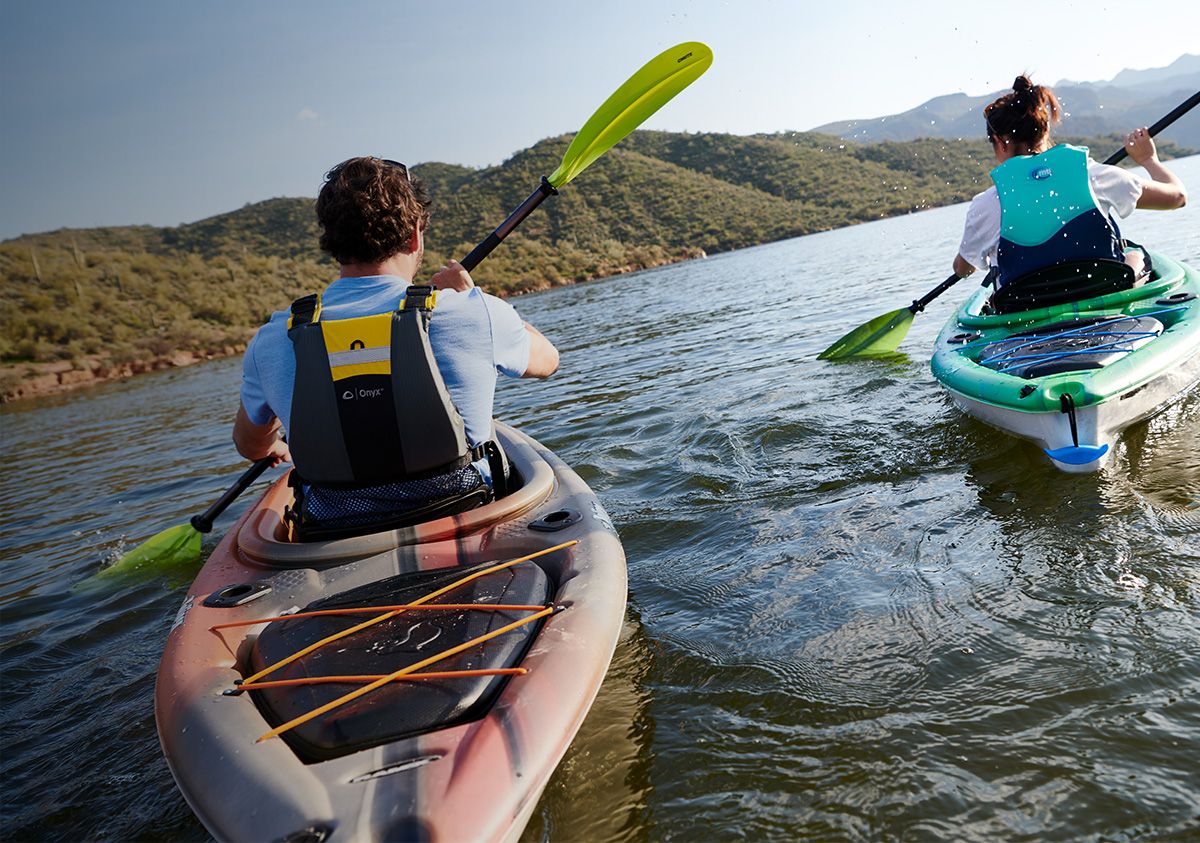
[280,825,332,843]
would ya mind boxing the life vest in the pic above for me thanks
[286,285,490,488]
[991,144,1125,288]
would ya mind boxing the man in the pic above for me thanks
[234,156,559,537]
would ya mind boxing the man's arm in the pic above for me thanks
[522,322,559,378]
[233,405,291,465]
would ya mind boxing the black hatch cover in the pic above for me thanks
[248,560,550,763]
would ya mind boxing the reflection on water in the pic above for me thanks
[3,158,1199,841]
[522,615,656,843]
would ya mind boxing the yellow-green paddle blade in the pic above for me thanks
[818,308,915,360]
[97,522,202,578]
[548,41,712,189]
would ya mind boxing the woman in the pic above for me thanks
[953,75,1187,288]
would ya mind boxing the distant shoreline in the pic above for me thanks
[0,342,250,404]
[0,248,704,404]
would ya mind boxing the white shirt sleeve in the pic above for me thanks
[1087,160,1143,220]
[957,188,1001,271]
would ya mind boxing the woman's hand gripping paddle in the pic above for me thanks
[819,88,1200,361]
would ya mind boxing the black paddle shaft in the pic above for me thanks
[1103,89,1200,166]
[190,457,273,534]
[460,177,558,272]
[910,273,961,313]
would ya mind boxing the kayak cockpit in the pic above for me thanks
[957,250,1188,325]
[234,423,556,568]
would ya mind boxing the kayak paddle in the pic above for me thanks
[819,87,1200,361]
[817,273,960,360]
[87,456,273,582]
[461,41,713,271]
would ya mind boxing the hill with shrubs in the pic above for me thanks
[1,129,1190,400]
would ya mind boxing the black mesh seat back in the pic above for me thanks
[991,259,1135,314]
[249,561,550,762]
[980,316,1163,379]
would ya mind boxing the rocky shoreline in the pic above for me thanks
[0,344,248,403]
[0,248,707,405]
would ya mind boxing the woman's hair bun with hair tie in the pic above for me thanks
[1013,75,1033,93]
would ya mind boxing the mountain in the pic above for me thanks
[1067,54,1200,90]
[1,128,1193,399]
[813,55,1200,146]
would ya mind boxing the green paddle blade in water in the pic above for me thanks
[818,307,915,360]
[97,522,202,579]
[548,42,712,189]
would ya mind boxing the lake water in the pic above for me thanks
[3,156,1199,842]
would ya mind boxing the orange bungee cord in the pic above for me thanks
[235,540,577,687]
[255,605,556,743]
[210,604,546,630]
[232,667,527,691]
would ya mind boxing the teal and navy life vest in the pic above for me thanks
[286,285,487,488]
[991,144,1124,287]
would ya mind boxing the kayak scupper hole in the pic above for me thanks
[203,581,273,608]
[529,509,582,532]
[1156,292,1196,305]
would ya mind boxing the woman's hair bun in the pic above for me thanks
[1013,75,1033,93]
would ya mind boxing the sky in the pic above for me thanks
[1,0,1197,240]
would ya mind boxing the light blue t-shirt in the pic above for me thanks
[240,275,530,480]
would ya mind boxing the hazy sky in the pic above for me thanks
[2,0,1197,239]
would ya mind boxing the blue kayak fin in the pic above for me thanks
[1044,443,1109,465]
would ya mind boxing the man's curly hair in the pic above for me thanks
[316,157,432,264]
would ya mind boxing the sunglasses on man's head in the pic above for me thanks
[381,159,410,181]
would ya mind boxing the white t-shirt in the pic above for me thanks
[957,158,1144,271]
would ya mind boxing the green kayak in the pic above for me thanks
[931,249,1200,472]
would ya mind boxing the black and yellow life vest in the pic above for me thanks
[286,285,489,488]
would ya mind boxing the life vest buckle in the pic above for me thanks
[288,293,322,329]
[399,285,437,312]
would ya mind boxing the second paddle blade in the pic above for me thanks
[101,522,202,578]
[818,308,915,360]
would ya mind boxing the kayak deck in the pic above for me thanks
[155,422,627,843]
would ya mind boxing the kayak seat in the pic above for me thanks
[248,560,551,762]
[287,440,520,543]
[990,258,1136,314]
[979,315,1163,379]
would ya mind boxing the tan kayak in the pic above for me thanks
[155,422,627,842]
